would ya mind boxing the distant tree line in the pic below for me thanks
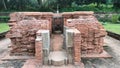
[0,0,120,11]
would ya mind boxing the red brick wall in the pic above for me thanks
[35,40,42,63]
[64,12,107,64]
[8,12,53,32]
[6,20,50,56]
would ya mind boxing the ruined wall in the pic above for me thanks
[6,12,53,56]
[8,12,53,32]
[6,20,50,56]
[65,12,107,55]
[6,12,107,65]
[62,11,94,26]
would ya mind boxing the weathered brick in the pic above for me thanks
[64,12,107,64]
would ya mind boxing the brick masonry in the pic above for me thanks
[35,41,42,62]
[73,29,81,64]
[6,20,50,56]
[8,12,53,32]
[6,11,107,66]
[64,12,107,63]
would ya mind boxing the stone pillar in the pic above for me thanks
[66,29,74,53]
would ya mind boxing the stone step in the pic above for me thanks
[48,51,68,66]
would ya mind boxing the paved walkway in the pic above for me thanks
[51,34,63,51]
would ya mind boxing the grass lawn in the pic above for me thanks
[103,23,120,34]
[0,23,9,33]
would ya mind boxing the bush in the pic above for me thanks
[97,14,111,22]
[118,15,120,21]
[101,21,107,25]
[113,2,120,8]
[111,15,119,23]
[116,15,120,23]
[0,16,10,22]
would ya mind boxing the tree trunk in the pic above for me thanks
[96,0,100,8]
[37,0,42,5]
[2,0,7,10]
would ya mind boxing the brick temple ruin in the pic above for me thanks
[6,11,109,67]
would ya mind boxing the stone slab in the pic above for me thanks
[48,51,67,66]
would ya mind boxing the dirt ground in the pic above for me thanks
[0,38,25,68]
[0,36,120,68]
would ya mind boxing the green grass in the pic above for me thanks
[103,23,120,34]
[0,23,9,33]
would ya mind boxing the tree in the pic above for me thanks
[113,0,120,8]
[7,0,31,10]
[37,0,42,7]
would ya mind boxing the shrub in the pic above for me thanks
[118,15,120,21]
[111,15,119,23]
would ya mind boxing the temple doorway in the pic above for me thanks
[52,14,63,34]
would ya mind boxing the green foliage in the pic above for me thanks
[101,21,107,25]
[0,16,10,22]
[111,15,119,23]
[113,0,120,8]
[98,14,112,22]
[0,16,9,18]
[118,15,120,21]
[60,3,116,13]
[0,0,120,12]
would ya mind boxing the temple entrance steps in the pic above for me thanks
[48,34,69,66]
[48,51,68,66]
